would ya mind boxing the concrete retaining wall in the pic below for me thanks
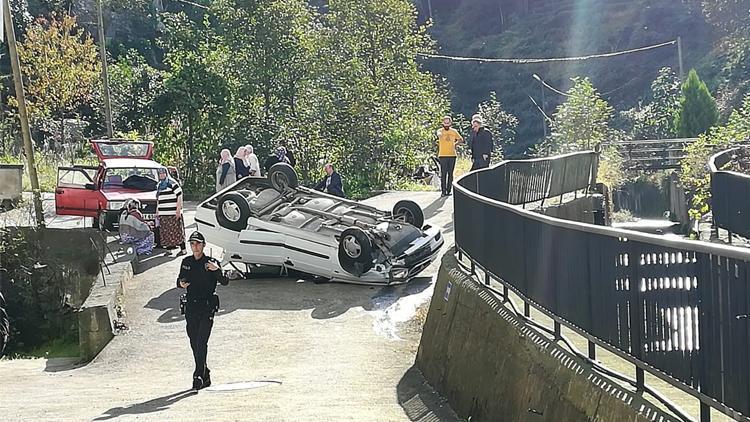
[78,258,135,362]
[539,195,605,225]
[416,252,679,422]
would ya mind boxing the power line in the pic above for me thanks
[417,39,677,64]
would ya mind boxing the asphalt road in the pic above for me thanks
[0,190,458,421]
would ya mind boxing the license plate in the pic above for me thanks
[143,214,155,220]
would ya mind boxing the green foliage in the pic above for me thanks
[675,69,719,137]
[473,92,518,158]
[547,77,613,152]
[621,67,680,139]
[681,94,750,218]
[16,14,100,125]
[0,228,87,356]
[699,0,750,37]
[147,0,448,197]
[109,50,164,135]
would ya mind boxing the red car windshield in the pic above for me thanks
[103,167,159,191]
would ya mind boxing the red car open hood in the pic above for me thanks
[91,140,154,160]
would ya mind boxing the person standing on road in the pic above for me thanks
[177,231,228,390]
[314,163,345,198]
[468,116,493,171]
[436,116,463,197]
[243,145,261,177]
[215,149,236,192]
[234,147,249,179]
[157,167,187,256]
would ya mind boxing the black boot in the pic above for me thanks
[202,368,211,389]
[192,376,203,391]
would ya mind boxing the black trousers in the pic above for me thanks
[470,157,490,171]
[439,156,456,194]
[186,304,214,378]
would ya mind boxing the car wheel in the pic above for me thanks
[392,200,425,228]
[215,192,252,231]
[268,163,298,192]
[338,228,374,276]
[0,292,8,355]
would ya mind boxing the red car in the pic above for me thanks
[55,140,179,231]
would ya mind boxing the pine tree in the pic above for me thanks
[674,69,719,137]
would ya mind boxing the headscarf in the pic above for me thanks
[220,148,232,164]
[275,146,288,163]
[234,146,247,159]
[245,145,254,155]
[157,168,170,191]
[127,198,141,211]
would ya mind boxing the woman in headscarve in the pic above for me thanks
[156,167,187,255]
[243,144,261,177]
[119,199,155,255]
[263,146,291,173]
[216,148,236,192]
[234,147,249,179]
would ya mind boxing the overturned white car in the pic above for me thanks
[195,164,444,284]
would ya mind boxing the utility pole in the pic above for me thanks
[96,0,114,138]
[677,36,684,81]
[532,74,548,138]
[3,0,45,227]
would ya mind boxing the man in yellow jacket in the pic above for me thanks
[436,116,463,197]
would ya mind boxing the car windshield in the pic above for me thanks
[103,167,159,191]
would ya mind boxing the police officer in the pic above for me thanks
[177,231,228,390]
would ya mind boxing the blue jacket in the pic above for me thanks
[315,172,345,198]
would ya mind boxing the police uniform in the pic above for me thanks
[177,232,228,390]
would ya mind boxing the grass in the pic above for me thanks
[0,151,97,193]
[9,337,80,359]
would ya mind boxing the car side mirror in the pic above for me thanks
[85,183,96,190]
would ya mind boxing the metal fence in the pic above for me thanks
[454,152,750,422]
[710,147,750,239]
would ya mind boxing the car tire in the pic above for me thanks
[0,292,8,355]
[215,192,252,232]
[338,228,374,276]
[268,163,298,192]
[393,200,425,228]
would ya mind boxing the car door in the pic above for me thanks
[55,166,101,217]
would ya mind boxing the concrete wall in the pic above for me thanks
[79,259,134,362]
[417,252,679,422]
[539,195,605,225]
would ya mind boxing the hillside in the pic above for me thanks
[417,0,718,155]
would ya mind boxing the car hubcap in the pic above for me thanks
[222,200,241,222]
[273,173,289,190]
[343,236,361,259]
[396,208,414,224]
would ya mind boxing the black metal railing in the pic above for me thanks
[467,151,598,205]
[710,147,750,239]
[454,153,750,422]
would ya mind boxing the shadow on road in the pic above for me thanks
[145,275,434,323]
[397,365,459,421]
[422,196,449,221]
[93,389,197,420]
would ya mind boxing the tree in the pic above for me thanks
[681,93,750,219]
[621,67,680,139]
[15,13,101,148]
[674,69,719,138]
[546,77,613,153]
[109,50,164,135]
[473,91,518,159]
[699,0,750,37]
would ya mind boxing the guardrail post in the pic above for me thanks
[629,242,645,392]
